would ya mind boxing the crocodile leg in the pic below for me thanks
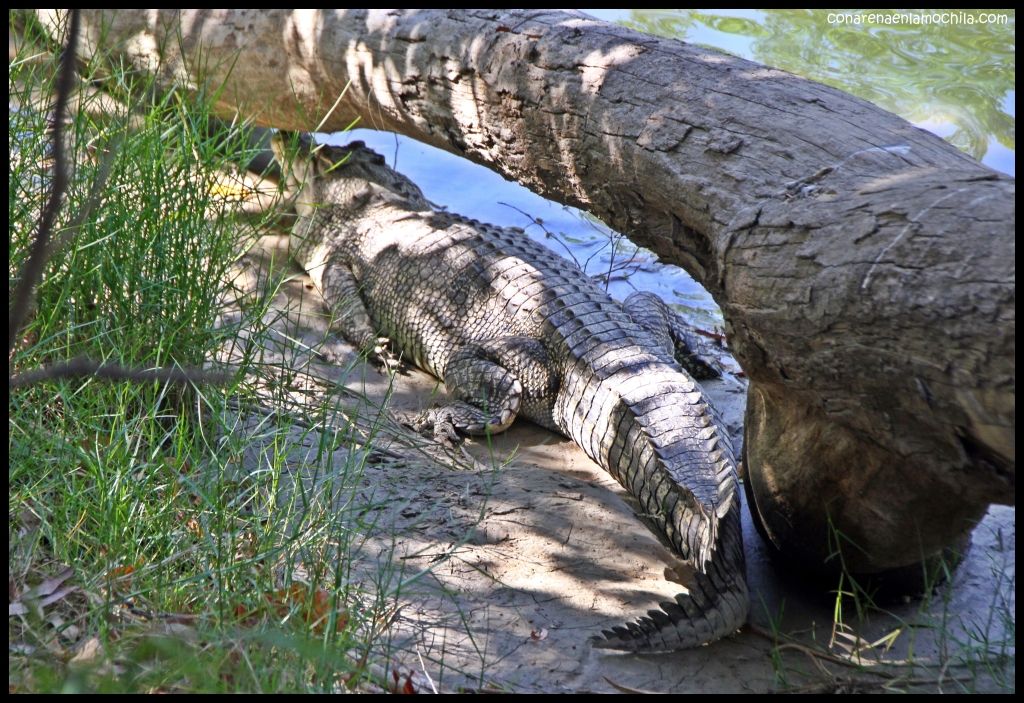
[319,249,391,360]
[623,291,726,380]
[419,336,559,441]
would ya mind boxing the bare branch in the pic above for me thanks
[9,357,232,389]
[8,9,81,356]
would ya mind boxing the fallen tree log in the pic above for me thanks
[46,9,1014,576]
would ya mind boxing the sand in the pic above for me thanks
[220,231,1014,693]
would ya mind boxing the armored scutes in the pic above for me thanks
[271,134,748,651]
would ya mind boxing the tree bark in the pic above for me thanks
[47,9,1014,574]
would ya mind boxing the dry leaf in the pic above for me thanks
[33,566,75,598]
[70,637,102,665]
[38,585,77,608]
[185,517,203,537]
[263,585,348,633]
[106,565,135,594]
[389,666,418,694]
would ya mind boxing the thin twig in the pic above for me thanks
[496,200,583,270]
[602,676,665,694]
[9,357,232,389]
[9,9,80,356]
[748,622,994,680]
[415,645,439,694]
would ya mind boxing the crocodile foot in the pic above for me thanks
[413,408,463,447]
[357,334,403,372]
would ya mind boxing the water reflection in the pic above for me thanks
[591,8,1014,176]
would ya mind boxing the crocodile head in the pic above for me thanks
[270,133,426,217]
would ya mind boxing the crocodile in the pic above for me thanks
[270,134,748,652]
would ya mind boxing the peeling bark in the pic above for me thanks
[46,9,1014,574]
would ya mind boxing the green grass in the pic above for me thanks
[9,12,430,693]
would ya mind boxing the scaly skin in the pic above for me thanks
[271,134,748,651]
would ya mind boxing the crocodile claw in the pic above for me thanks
[362,335,402,372]
[414,408,462,447]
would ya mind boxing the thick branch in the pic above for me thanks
[50,9,1014,572]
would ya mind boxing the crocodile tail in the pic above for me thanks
[591,499,748,651]
[567,364,749,651]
